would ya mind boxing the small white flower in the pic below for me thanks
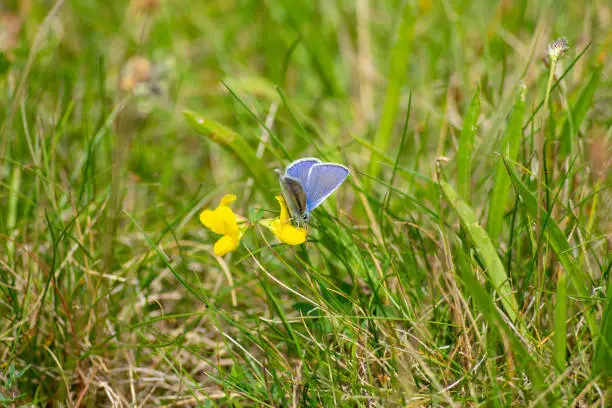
[547,38,569,62]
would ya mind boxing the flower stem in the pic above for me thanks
[535,55,558,315]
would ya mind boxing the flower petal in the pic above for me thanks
[277,224,307,245]
[260,217,307,245]
[200,206,238,236]
[200,209,223,234]
[259,196,307,245]
[218,206,239,236]
[220,194,237,207]
[213,235,239,256]
[275,195,290,224]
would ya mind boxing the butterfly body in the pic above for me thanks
[278,158,349,225]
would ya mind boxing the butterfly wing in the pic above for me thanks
[285,158,321,187]
[304,163,349,212]
[279,175,308,221]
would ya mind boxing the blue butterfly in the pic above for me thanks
[277,158,349,225]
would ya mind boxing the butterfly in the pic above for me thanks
[277,158,349,225]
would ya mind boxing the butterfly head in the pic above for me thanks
[296,211,310,226]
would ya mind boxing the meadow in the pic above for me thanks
[0,0,610,406]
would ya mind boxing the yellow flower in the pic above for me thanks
[200,194,245,256]
[260,196,307,245]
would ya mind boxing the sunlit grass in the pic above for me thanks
[0,0,610,406]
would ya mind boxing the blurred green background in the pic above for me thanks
[0,0,610,406]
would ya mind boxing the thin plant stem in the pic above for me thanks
[536,56,558,312]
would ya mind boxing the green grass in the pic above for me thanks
[1,0,611,406]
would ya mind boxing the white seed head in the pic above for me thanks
[548,38,569,61]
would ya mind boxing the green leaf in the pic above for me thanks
[456,86,481,203]
[487,85,526,243]
[440,180,520,323]
[249,207,265,223]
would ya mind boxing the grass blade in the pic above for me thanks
[221,79,289,161]
[521,42,591,133]
[553,266,568,372]
[460,258,544,395]
[487,85,526,243]
[456,85,481,203]
[559,65,602,156]
[6,165,21,265]
[504,160,597,336]
[366,4,416,186]
[593,278,611,377]
[440,179,520,323]
[278,1,342,96]
[124,210,208,305]
[184,110,275,205]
